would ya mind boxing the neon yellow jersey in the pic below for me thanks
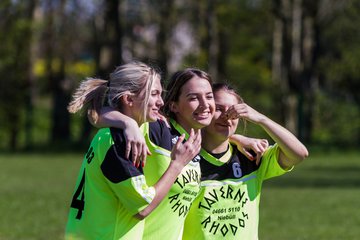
[183,144,290,240]
[140,120,202,240]
[65,128,155,240]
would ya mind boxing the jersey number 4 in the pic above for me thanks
[70,147,94,219]
[71,169,85,219]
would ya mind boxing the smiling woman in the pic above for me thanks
[91,68,272,240]
[183,82,308,240]
[163,68,215,132]
[90,67,215,239]
[64,61,201,240]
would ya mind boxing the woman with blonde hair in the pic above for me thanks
[65,61,201,240]
[93,68,270,239]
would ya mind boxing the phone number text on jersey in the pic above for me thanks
[212,206,241,214]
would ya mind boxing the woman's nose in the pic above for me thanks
[198,97,209,109]
[158,97,164,106]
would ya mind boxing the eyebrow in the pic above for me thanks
[185,91,213,97]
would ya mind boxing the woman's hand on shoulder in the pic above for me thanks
[230,135,269,165]
[123,119,150,168]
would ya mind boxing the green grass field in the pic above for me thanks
[0,150,359,239]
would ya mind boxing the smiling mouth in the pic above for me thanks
[194,112,210,118]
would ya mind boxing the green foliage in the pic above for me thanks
[0,1,33,149]
[319,0,360,103]
[312,91,360,146]
[213,1,281,132]
[20,97,52,148]
[1,0,360,150]
[34,59,95,79]
[0,95,91,151]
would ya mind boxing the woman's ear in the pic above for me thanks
[169,101,178,113]
[121,91,134,106]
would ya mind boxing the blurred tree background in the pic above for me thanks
[0,0,359,152]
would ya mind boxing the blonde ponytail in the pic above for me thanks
[67,78,108,122]
[68,61,160,124]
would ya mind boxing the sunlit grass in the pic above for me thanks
[259,150,360,239]
[0,153,83,240]
[0,150,359,239]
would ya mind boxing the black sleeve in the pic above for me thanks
[148,120,173,151]
[101,127,143,183]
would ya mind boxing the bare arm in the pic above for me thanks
[135,129,202,219]
[89,107,148,167]
[226,104,309,169]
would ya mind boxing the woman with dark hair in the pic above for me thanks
[183,83,309,240]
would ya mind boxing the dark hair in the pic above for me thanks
[163,68,213,119]
[212,83,244,104]
[212,83,247,132]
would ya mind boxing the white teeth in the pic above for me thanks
[196,112,209,117]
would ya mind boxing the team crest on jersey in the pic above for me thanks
[193,155,201,162]
[172,136,179,145]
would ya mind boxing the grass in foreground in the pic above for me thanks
[0,150,359,239]
[0,153,83,240]
[259,150,360,240]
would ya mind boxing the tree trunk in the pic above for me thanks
[5,1,37,150]
[99,0,123,77]
[300,0,319,143]
[24,0,37,150]
[205,0,219,80]
[80,0,123,143]
[45,0,71,143]
[288,0,302,136]
[217,29,228,81]
[156,0,174,80]
[51,57,71,142]
[272,0,318,143]
[272,0,298,134]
